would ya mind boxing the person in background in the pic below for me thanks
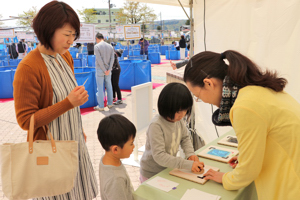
[97,114,136,200]
[139,38,149,59]
[172,41,180,51]
[170,44,190,70]
[16,39,28,59]
[179,35,186,60]
[75,43,82,53]
[7,43,18,59]
[111,49,123,105]
[140,83,204,183]
[13,1,98,199]
[184,50,300,200]
[94,32,115,111]
[87,42,94,55]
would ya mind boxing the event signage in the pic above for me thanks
[123,25,141,40]
[0,29,15,38]
[76,24,95,43]
[25,34,35,41]
[116,25,124,34]
[16,32,26,39]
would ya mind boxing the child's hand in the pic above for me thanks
[188,155,199,162]
[191,160,204,173]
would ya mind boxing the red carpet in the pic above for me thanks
[0,98,14,103]
[121,83,164,92]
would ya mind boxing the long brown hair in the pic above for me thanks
[183,50,287,92]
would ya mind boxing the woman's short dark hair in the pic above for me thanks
[32,1,80,50]
[158,83,193,120]
[97,114,136,151]
[181,35,185,39]
[184,50,287,92]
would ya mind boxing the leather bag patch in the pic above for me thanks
[37,156,49,165]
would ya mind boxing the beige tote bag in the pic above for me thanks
[0,115,78,200]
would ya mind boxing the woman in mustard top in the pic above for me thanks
[183,50,300,200]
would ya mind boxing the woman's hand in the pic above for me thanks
[228,156,238,169]
[67,86,88,107]
[204,169,224,183]
[170,61,177,70]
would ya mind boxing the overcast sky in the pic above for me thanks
[0,0,190,27]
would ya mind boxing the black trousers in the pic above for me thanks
[111,69,122,100]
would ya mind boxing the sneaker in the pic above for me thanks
[113,100,123,105]
[107,105,114,109]
[94,106,104,111]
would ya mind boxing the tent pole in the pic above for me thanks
[178,0,191,20]
[189,0,194,57]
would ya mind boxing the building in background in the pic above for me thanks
[91,8,121,29]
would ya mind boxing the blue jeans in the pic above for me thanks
[140,50,148,59]
[96,70,113,108]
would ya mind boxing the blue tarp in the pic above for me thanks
[119,60,152,90]
[148,52,161,64]
[88,55,95,67]
[0,69,15,98]
[75,71,98,108]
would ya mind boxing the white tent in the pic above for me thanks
[128,0,300,142]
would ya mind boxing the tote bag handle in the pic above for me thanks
[28,114,57,154]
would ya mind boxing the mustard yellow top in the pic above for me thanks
[223,86,300,200]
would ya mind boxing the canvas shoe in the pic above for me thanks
[113,100,123,105]
[94,106,104,111]
[107,104,114,109]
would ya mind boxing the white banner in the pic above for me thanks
[16,32,27,39]
[116,25,124,34]
[99,30,108,37]
[0,29,15,38]
[116,34,124,39]
[25,34,35,41]
[123,25,141,40]
[76,24,95,43]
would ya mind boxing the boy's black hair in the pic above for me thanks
[97,114,136,151]
[158,83,193,120]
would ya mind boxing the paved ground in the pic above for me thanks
[0,56,175,199]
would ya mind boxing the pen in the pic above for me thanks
[82,78,89,86]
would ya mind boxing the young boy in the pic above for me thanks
[97,114,136,200]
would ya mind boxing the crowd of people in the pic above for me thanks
[9,1,300,200]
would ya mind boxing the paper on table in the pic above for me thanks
[179,167,210,178]
[181,188,221,200]
[146,176,179,192]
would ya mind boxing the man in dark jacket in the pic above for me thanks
[179,35,186,60]
[16,39,27,59]
[7,43,18,59]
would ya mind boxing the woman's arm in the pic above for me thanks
[222,105,268,190]
[13,63,75,130]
